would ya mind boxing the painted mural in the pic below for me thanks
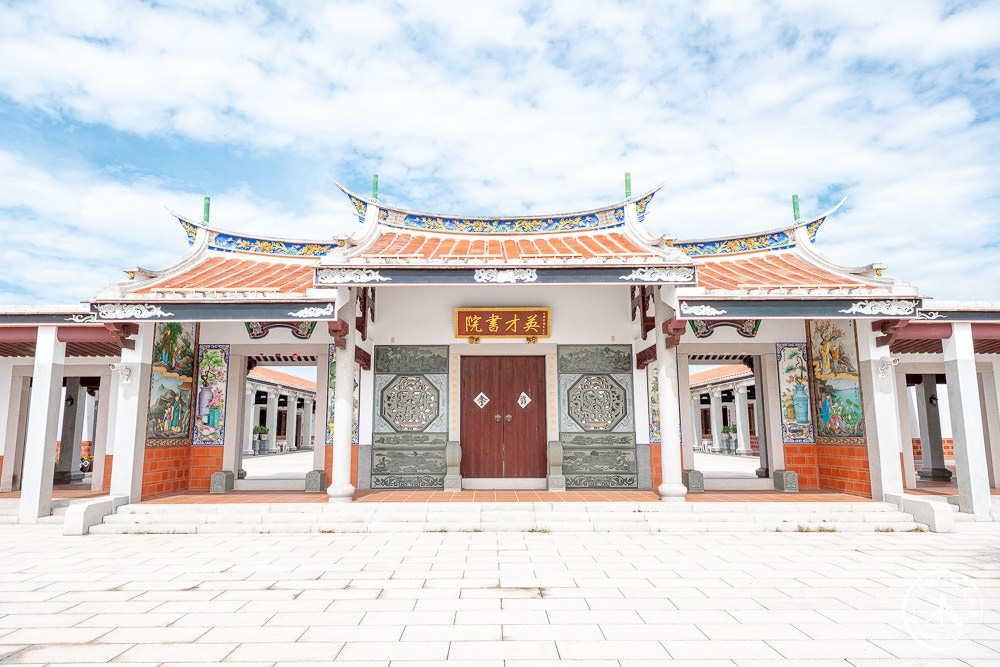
[146,322,197,445]
[325,345,361,446]
[776,342,814,444]
[192,344,230,446]
[806,319,865,440]
[646,365,660,444]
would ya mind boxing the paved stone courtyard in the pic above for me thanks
[1,523,999,666]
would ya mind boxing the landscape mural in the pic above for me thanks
[146,322,197,445]
[776,342,814,443]
[806,319,865,440]
[192,344,230,446]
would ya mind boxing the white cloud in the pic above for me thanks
[0,0,996,300]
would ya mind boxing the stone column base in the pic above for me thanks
[917,467,953,481]
[547,475,566,492]
[210,471,234,494]
[681,469,704,493]
[444,475,462,492]
[773,469,798,492]
[304,470,326,493]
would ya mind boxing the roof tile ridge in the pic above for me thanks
[789,227,918,294]
[618,190,692,264]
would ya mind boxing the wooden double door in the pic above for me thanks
[460,356,546,479]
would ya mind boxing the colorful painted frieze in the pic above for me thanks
[146,322,197,446]
[806,319,866,441]
[192,344,230,446]
[775,342,814,444]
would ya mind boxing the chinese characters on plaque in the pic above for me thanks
[454,307,551,339]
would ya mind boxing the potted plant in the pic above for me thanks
[252,425,269,455]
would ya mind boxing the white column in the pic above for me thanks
[265,389,278,453]
[760,351,785,472]
[0,363,15,492]
[302,397,314,450]
[53,377,86,483]
[943,323,992,519]
[856,324,904,501]
[328,293,357,502]
[108,323,154,503]
[242,386,256,456]
[19,326,66,521]
[677,353,695,470]
[652,289,685,501]
[915,375,951,480]
[708,389,723,453]
[313,353,329,472]
[689,394,701,453]
[734,384,752,455]
[223,352,246,473]
[980,363,1000,488]
[895,373,917,489]
[90,372,112,491]
[286,394,298,451]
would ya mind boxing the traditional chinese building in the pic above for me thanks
[1,182,998,522]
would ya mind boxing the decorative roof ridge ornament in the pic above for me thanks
[332,179,662,235]
[671,196,847,257]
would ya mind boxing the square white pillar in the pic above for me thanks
[313,353,330,473]
[108,323,155,503]
[286,394,298,450]
[759,352,785,473]
[708,389,723,453]
[265,389,279,453]
[223,352,247,473]
[677,353,695,470]
[19,326,66,521]
[690,394,702,453]
[978,364,1000,488]
[943,323,992,518]
[89,372,113,492]
[53,377,86,483]
[302,397,314,450]
[895,372,917,489]
[243,385,257,456]
[856,324,904,501]
[734,384,752,455]
[0,363,16,492]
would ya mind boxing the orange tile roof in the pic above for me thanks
[697,253,862,291]
[248,367,317,392]
[689,364,752,387]
[357,231,654,261]
[134,256,314,295]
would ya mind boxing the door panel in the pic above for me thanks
[460,357,503,478]
[501,357,547,478]
[461,356,546,479]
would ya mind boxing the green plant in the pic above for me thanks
[721,425,737,435]
[253,425,269,435]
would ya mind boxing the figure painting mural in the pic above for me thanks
[192,344,230,446]
[806,320,865,440]
[146,322,196,444]
[776,342,814,443]
[646,365,660,444]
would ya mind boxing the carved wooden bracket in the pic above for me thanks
[636,345,656,370]
[662,317,686,348]
[328,319,349,337]
[355,287,376,341]
[630,286,655,340]
[103,323,138,350]
[355,346,371,371]
[872,319,909,347]
[333,336,346,350]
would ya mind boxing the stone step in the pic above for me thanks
[94,501,926,534]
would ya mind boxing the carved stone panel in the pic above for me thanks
[374,374,448,434]
[568,374,627,431]
[560,432,638,488]
[380,375,439,432]
[558,344,633,373]
[374,345,449,374]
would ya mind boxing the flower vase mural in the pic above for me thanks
[806,320,865,441]
[775,342,814,444]
[646,365,660,444]
[146,322,197,446]
[325,344,361,447]
[192,344,230,446]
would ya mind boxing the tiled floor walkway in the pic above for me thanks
[1,522,998,664]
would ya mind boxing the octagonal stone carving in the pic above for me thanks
[568,374,626,431]
[381,374,439,432]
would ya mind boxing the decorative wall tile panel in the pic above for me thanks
[374,346,448,374]
[558,345,633,373]
[373,374,448,434]
[567,374,627,431]
[380,375,439,432]
[558,373,634,434]
[192,344,229,446]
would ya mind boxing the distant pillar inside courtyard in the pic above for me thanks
[915,374,951,481]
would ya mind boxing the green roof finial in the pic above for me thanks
[792,194,800,221]
[203,196,210,223]
[372,174,379,201]
[625,172,631,198]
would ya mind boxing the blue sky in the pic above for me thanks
[0,0,998,304]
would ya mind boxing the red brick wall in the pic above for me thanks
[189,446,224,491]
[141,446,192,499]
[750,435,760,455]
[351,445,359,488]
[782,443,820,489]
[911,438,955,463]
[817,444,871,497]
[324,444,333,487]
[54,441,94,460]
[650,443,662,489]
[102,455,113,492]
